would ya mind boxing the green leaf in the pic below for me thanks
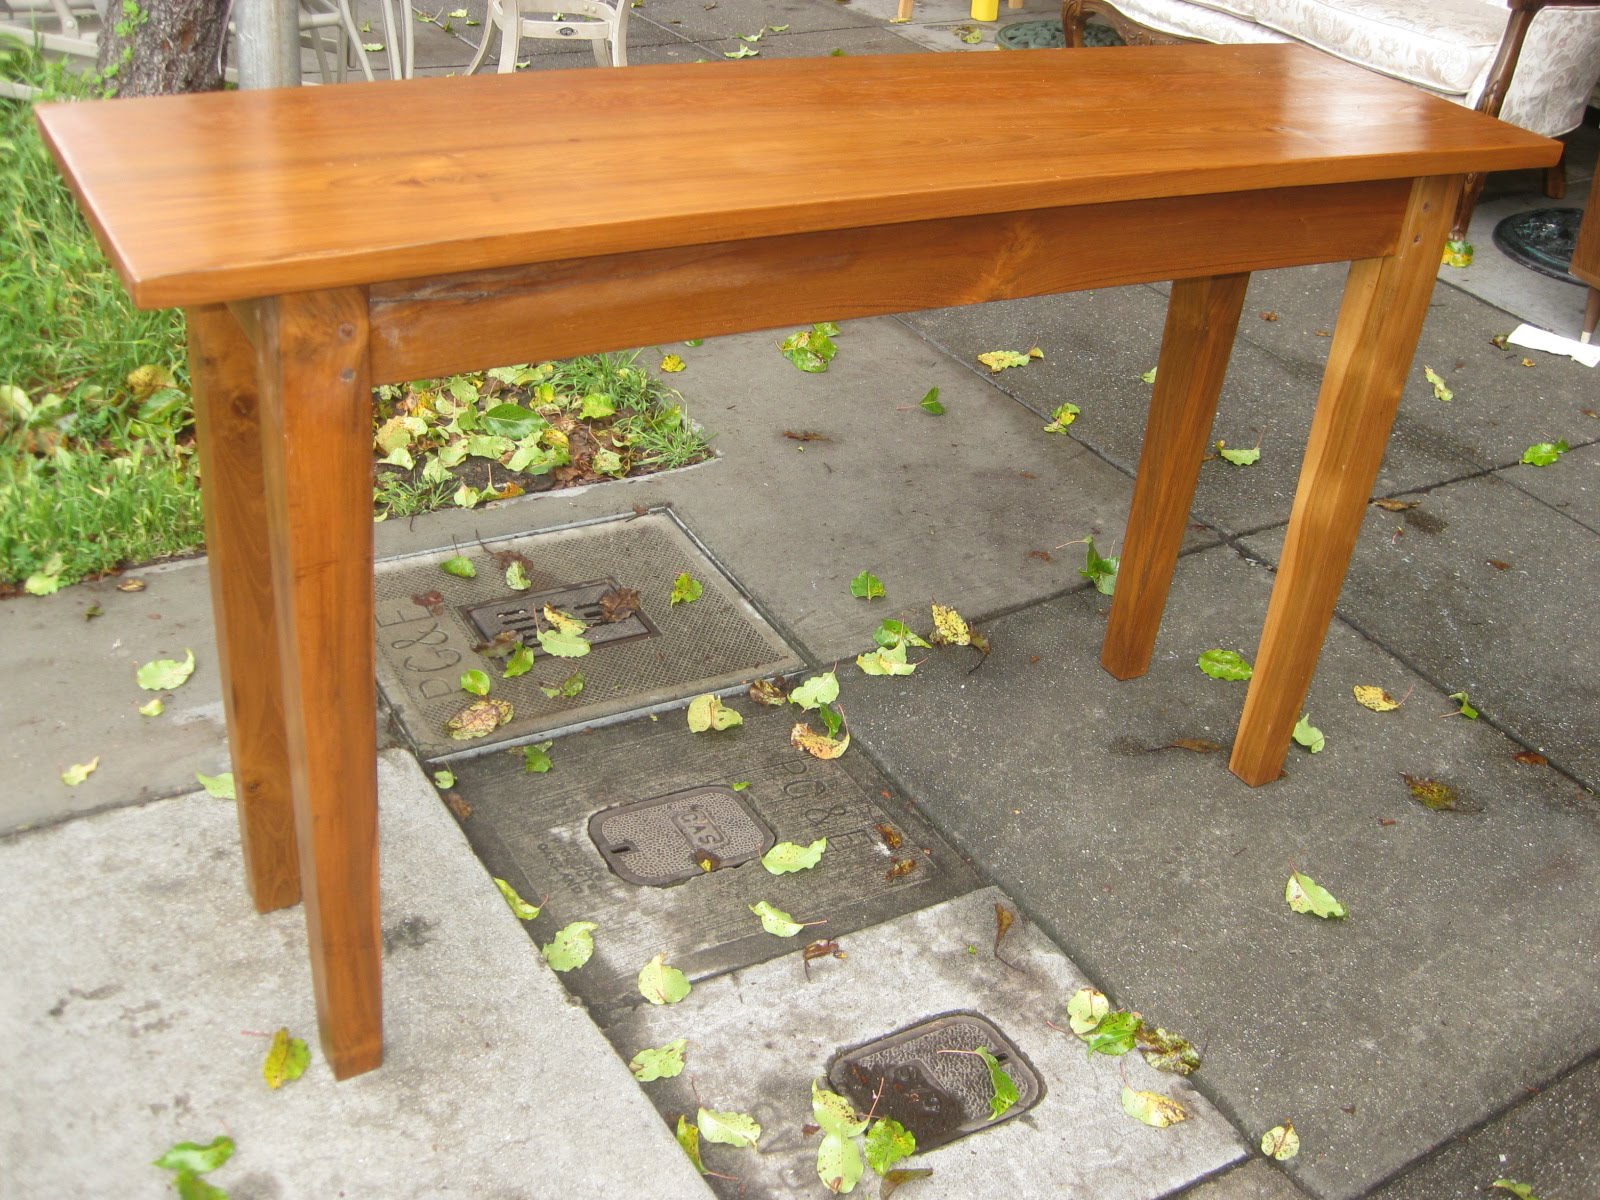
[432,769,455,789]
[975,1047,1018,1119]
[494,877,541,920]
[1260,1122,1300,1160]
[506,561,532,591]
[687,693,743,732]
[684,338,705,347]
[723,43,759,57]
[460,669,491,696]
[1448,691,1479,719]
[698,1106,761,1148]
[874,619,931,650]
[1067,986,1109,1035]
[481,403,544,439]
[1423,366,1453,402]
[676,1115,707,1174]
[1121,1086,1187,1128]
[1492,1181,1540,1200]
[919,387,945,415]
[262,1027,310,1089]
[638,952,692,1004]
[1138,1025,1202,1075]
[864,1118,916,1175]
[789,671,840,711]
[1521,440,1569,466]
[1285,870,1347,919]
[1084,1010,1142,1058]
[503,644,536,679]
[819,1131,864,1194]
[24,567,63,595]
[196,771,236,800]
[856,643,917,676]
[441,554,477,578]
[629,1038,688,1081]
[136,648,196,691]
[1141,366,1158,384]
[1292,714,1325,753]
[537,628,590,658]
[1043,402,1080,433]
[670,572,704,604]
[539,670,585,699]
[154,1136,235,1174]
[139,698,165,717]
[1197,649,1253,680]
[779,325,840,372]
[578,393,616,420]
[1216,442,1260,466]
[594,448,626,476]
[61,758,99,786]
[813,1079,868,1136]
[1079,537,1119,595]
[541,920,598,971]
[749,900,805,937]
[977,349,1029,373]
[175,1170,229,1200]
[815,321,842,337]
[522,741,555,774]
[850,570,885,601]
[762,838,827,874]
[816,702,844,737]
[1442,238,1474,268]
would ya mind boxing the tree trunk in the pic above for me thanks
[95,0,230,97]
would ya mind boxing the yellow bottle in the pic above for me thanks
[971,0,1000,20]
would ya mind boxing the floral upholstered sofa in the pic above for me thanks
[1061,0,1600,238]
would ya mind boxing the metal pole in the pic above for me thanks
[235,0,301,89]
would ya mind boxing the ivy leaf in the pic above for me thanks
[918,388,945,415]
[506,561,532,591]
[975,1047,1018,1119]
[522,741,554,773]
[1084,1010,1142,1058]
[749,899,805,936]
[629,1038,687,1081]
[875,619,931,650]
[1197,649,1252,680]
[850,571,885,601]
[537,628,590,658]
[1260,1121,1300,1160]
[494,877,541,920]
[929,602,972,646]
[676,1115,707,1174]
[136,648,195,691]
[762,838,827,874]
[638,952,692,1004]
[659,353,687,373]
[670,572,703,604]
[441,554,476,578]
[1491,1181,1541,1200]
[819,1131,864,1194]
[698,1107,761,1148]
[1043,402,1080,433]
[1286,870,1348,918]
[1521,440,1569,466]
[1079,537,1118,595]
[195,771,235,800]
[153,1136,235,1174]
[1353,684,1401,711]
[460,669,491,696]
[541,921,598,972]
[789,671,840,710]
[857,643,917,676]
[813,1079,868,1136]
[61,758,100,787]
[1121,1086,1188,1128]
[1216,441,1260,466]
[262,1027,310,1090]
[882,1169,934,1197]
[1448,691,1479,719]
[791,724,850,760]
[539,670,585,699]
[687,693,743,732]
[1292,714,1325,753]
[1067,987,1109,1035]
[864,1118,916,1175]
[503,644,536,679]
[1423,366,1453,402]
[1138,1025,1202,1075]
[977,349,1029,373]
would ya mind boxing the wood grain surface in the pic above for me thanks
[36,45,1558,308]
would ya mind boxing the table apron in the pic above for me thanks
[367,179,1409,385]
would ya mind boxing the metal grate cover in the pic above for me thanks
[373,511,802,759]
[590,786,774,886]
[829,1013,1044,1151]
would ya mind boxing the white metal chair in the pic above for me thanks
[465,0,629,72]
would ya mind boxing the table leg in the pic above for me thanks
[1102,272,1249,679]
[253,287,383,1079]
[1230,176,1458,786]
[188,305,301,914]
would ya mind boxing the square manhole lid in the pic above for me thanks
[374,511,802,758]
[590,786,775,885]
[828,1012,1044,1152]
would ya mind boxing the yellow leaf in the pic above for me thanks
[930,602,971,647]
[61,757,100,786]
[791,723,849,760]
[1353,685,1400,712]
[660,353,686,373]
[1121,1086,1188,1128]
[543,604,586,635]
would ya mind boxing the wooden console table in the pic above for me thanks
[38,46,1556,1078]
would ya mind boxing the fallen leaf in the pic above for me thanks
[1448,691,1479,719]
[1372,497,1419,512]
[116,578,147,593]
[670,572,703,604]
[1079,536,1118,595]
[153,1136,235,1175]
[445,698,514,739]
[1197,649,1252,680]
[412,589,446,614]
[1521,440,1569,466]
[505,561,531,591]
[676,1115,707,1174]
[441,554,477,579]
[977,349,1030,373]
[1292,714,1325,753]
[789,671,841,710]
[875,823,904,850]
[1067,988,1110,1035]
[83,604,103,620]
[698,1106,761,1149]
[818,1128,864,1193]
[875,619,932,651]
[262,1027,310,1089]
[1492,1180,1541,1199]
[930,602,972,646]
[503,644,536,678]
[792,723,850,760]
[881,1168,934,1197]
[1084,1009,1142,1058]
[1353,685,1400,711]
[1520,357,1536,368]
[748,678,788,706]
[638,952,692,1003]
[659,353,686,373]
[138,698,164,717]
[975,1047,1018,1119]
[536,627,590,658]
[522,740,554,773]
[1286,870,1347,918]
[1487,559,1511,571]
[1513,750,1548,767]
[850,570,885,601]
[494,877,541,920]
[857,642,917,676]
[723,43,758,57]
[919,387,945,415]
[598,586,642,622]
[783,429,832,442]
[1215,441,1261,466]
[1043,402,1080,433]
[804,937,846,966]
[994,903,1015,956]
[1441,238,1474,268]
[780,324,840,372]
[864,1118,916,1175]
[749,899,805,937]
[195,771,235,800]
[1423,366,1453,402]
[61,758,100,786]
[687,693,743,732]
[1141,366,1158,383]
[1121,1086,1187,1128]
[1261,1122,1300,1160]
[1402,773,1460,811]
[539,669,585,699]
[1260,310,1279,321]
[460,669,491,696]
[629,1038,687,1081]
[136,648,195,691]
[541,921,598,972]
[1138,1025,1202,1075]
[761,838,827,874]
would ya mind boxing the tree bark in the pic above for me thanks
[95,0,230,97]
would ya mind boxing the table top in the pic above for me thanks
[38,44,1558,309]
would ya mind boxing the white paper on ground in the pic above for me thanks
[1507,323,1600,368]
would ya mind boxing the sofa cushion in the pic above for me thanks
[1183,0,1265,21]
[1253,0,1504,96]
[1099,0,1290,45]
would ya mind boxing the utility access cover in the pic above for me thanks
[374,511,802,758]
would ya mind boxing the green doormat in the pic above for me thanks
[997,18,1124,49]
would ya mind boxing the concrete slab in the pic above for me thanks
[902,286,1481,536]
[1504,438,1600,534]
[0,750,710,1200]
[840,543,1600,1200]
[368,317,1208,665]
[605,887,1247,1198]
[444,704,983,1017]
[1183,1160,1314,1200]
[633,0,880,41]
[703,25,929,59]
[1368,1056,1600,1200]
[1242,471,1600,790]
[0,558,230,834]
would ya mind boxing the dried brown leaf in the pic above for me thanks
[885,858,917,880]
[599,585,643,622]
[1371,497,1419,512]
[1513,750,1548,767]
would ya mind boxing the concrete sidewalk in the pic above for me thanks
[5,6,1600,1199]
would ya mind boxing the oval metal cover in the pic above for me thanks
[588,785,775,886]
